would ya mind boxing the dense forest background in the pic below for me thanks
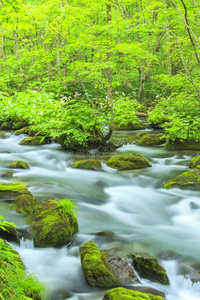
[0,0,200,148]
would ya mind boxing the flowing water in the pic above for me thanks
[1,130,200,300]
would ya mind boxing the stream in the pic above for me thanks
[0,130,200,300]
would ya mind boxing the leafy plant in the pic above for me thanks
[0,215,47,300]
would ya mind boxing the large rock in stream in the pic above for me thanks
[163,169,200,190]
[132,253,169,285]
[26,199,78,248]
[107,153,152,170]
[102,287,164,300]
[126,133,165,146]
[0,182,31,200]
[164,139,200,151]
[79,241,140,287]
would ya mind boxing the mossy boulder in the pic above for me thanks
[107,153,152,170]
[132,253,169,285]
[14,194,39,215]
[189,156,200,169]
[113,121,145,131]
[0,224,20,244]
[79,241,120,287]
[163,169,200,190]
[102,287,164,300]
[26,199,78,248]
[71,159,102,171]
[0,182,31,200]
[9,161,29,169]
[164,139,200,151]
[19,136,47,146]
[126,133,165,146]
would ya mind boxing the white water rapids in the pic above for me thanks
[0,131,200,300]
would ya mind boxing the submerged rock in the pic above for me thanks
[189,156,200,169]
[163,169,200,190]
[0,182,31,200]
[71,159,102,171]
[26,199,78,248]
[19,136,47,146]
[126,133,165,146]
[107,153,152,170]
[14,194,39,215]
[164,139,200,151]
[79,241,120,287]
[9,161,29,169]
[102,287,164,300]
[132,253,169,285]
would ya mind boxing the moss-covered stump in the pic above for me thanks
[79,241,120,287]
[102,287,164,300]
[71,159,102,171]
[132,253,169,285]
[19,136,47,146]
[107,153,152,170]
[189,156,200,169]
[126,133,165,146]
[0,121,13,130]
[113,121,145,131]
[14,194,39,215]
[0,225,20,244]
[26,199,78,247]
[163,169,200,190]
[164,139,200,151]
[9,160,30,169]
[0,182,31,200]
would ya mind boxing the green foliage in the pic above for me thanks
[148,94,200,141]
[113,96,145,127]
[0,216,47,300]
[0,91,106,147]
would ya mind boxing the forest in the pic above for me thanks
[0,0,200,300]
[0,0,200,147]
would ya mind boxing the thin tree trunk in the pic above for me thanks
[138,30,166,99]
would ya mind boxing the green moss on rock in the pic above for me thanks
[189,156,200,169]
[164,139,200,151]
[132,253,169,285]
[0,182,31,199]
[102,287,164,300]
[19,136,47,146]
[14,126,30,135]
[71,159,102,170]
[26,199,78,247]
[107,153,152,170]
[163,169,200,190]
[126,133,165,146]
[9,161,29,169]
[14,194,39,215]
[79,241,120,287]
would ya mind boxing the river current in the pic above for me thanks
[0,130,200,300]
